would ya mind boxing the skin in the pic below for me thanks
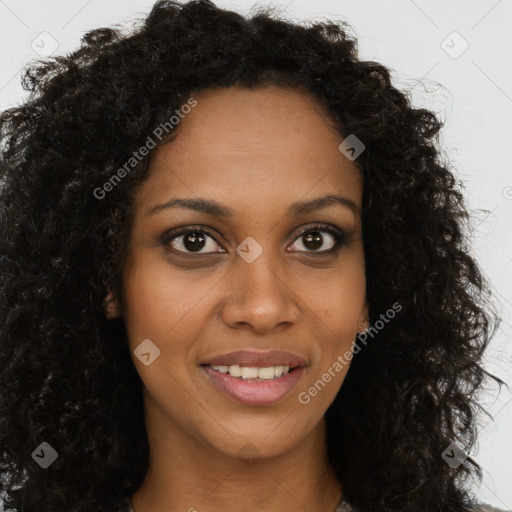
[107,85,369,512]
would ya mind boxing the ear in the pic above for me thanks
[357,300,369,333]
[103,285,121,319]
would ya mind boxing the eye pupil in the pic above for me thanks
[303,230,323,251]
[183,231,206,252]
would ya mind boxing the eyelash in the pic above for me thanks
[160,223,350,258]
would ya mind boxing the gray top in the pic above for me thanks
[125,495,510,511]
[125,496,350,511]
[334,498,511,512]
[334,498,510,512]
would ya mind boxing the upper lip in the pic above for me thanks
[201,350,307,368]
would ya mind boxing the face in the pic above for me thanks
[110,85,368,461]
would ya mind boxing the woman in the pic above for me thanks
[0,1,508,511]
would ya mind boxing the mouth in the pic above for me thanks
[199,349,307,406]
[200,363,306,406]
[202,363,301,380]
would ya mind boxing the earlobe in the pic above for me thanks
[358,301,370,333]
[103,286,121,319]
[358,317,369,334]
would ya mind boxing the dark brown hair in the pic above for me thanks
[0,1,505,510]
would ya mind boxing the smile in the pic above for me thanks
[209,364,293,380]
[200,364,305,406]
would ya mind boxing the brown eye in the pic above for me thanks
[288,224,349,256]
[160,223,349,258]
[163,228,224,255]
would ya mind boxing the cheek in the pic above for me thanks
[297,274,363,407]
[122,253,203,340]
[294,252,366,327]
[293,255,365,376]
[121,258,205,402]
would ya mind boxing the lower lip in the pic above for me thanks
[201,365,305,406]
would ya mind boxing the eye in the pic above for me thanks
[162,225,225,255]
[288,223,349,256]
[160,223,349,256]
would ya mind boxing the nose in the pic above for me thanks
[220,250,301,334]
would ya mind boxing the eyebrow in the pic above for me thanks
[146,194,359,218]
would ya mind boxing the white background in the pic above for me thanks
[0,0,510,508]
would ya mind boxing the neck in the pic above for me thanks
[131,395,342,512]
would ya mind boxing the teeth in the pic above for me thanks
[227,365,242,377]
[210,364,294,379]
[257,366,276,379]
[241,366,259,379]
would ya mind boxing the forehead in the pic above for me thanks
[136,85,363,218]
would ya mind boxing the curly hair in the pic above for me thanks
[0,1,506,511]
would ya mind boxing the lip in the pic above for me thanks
[200,350,307,368]
[201,364,306,406]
